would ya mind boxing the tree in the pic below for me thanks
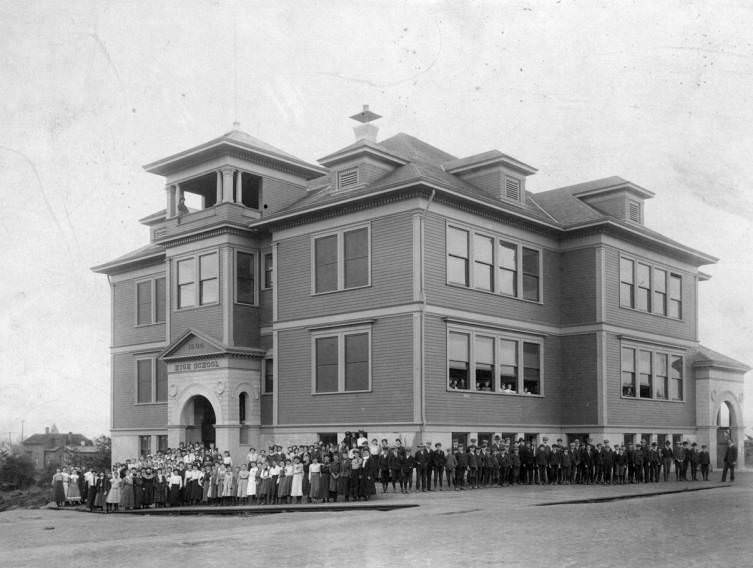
[0,453,35,490]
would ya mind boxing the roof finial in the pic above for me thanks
[350,104,381,142]
[233,120,241,130]
[350,104,382,124]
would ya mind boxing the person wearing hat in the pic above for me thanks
[661,441,674,482]
[431,443,446,490]
[721,440,737,482]
[688,442,699,481]
[414,443,431,491]
[698,444,711,481]
[674,440,686,481]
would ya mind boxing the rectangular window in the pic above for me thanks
[138,435,151,458]
[669,274,682,319]
[473,234,494,291]
[670,355,683,401]
[313,328,371,393]
[638,350,652,398]
[263,358,274,394]
[157,435,168,453]
[636,263,651,312]
[474,336,494,391]
[263,253,273,289]
[621,347,636,397]
[654,353,668,400]
[155,359,168,402]
[448,332,470,390]
[653,268,667,316]
[177,259,196,308]
[236,251,255,304]
[313,226,370,293]
[137,281,152,325]
[620,258,635,308]
[499,339,518,393]
[522,248,540,302]
[498,242,517,296]
[447,227,470,286]
[447,225,541,302]
[199,253,219,305]
[137,359,152,403]
[522,342,540,394]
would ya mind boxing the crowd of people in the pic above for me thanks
[51,432,735,513]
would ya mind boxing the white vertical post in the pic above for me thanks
[222,168,234,203]
[236,170,243,205]
[216,170,222,204]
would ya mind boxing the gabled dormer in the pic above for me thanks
[572,177,654,224]
[317,106,408,192]
[141,125,326,241]
[443,150,537,205]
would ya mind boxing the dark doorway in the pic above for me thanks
[717,401,734,468]
[192,395,216,448]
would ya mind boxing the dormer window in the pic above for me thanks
[628,200,642,223]
[337,168,359,190]
[504,177,522,202]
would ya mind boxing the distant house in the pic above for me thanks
[22,426,93,470]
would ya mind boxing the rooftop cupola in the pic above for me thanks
[350,104,381,142]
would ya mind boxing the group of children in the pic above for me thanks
[57,435,715,513]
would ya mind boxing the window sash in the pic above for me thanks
[199,253,218,305]
[137,281,152,325]
[313,329,371,393]
[137,359,152,403]
[263,358,274,394]
[447,227,470,286]
[343,228,369,289]
[263,253,273,289]
[236,252,256,304]
[314,227,370,293]
[177,259,196,308]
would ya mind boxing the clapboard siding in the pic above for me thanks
[559,334,599,424]
[605,333,695,428]
[276,211,414,322]
[171,304,223,343]
[260,395,273,425]
[260,289,273,326]
[423,315,563,426]
[112,275,167,347]
[112,352,168,429]
[277,315,414,424]
[560,248,597,325]
[233,305,260,347]
[423,214,561,325]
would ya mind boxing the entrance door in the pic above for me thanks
[717,402,733,468]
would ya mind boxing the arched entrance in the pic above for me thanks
[181,395,217,448]
[716,401,736,468]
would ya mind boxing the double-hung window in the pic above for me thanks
[446,224,542,302]
[620,256,682,319]
[313,326,371,393]
[136,277,166,325]
[621,345,683,401]
[263,358,274,394]
[177,252,219,308]
[447,327,543,395]
[236,251,255,304]
[263,253,273,289]
[313,226,370,293]
[136,357,167,404]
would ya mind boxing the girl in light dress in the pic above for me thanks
[222,464,236,505]
[215,465,226,506]
[67,470,82,504]
[105,472,121,513]
[62,468,71,504]
[308,456,322,503]
[168,468,183,507]
[236,464,249,505]
[120,470,134,510]
[291,457,304,504]
[246,462,259,504]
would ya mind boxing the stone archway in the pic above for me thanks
[180,395,217,449]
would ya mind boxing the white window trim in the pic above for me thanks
[446,324,544,396]
[446,222,543,303]
[134,356,167,405]
[311,324,372,394]
[619,254,683,320]
[234,249,258,306]
[175,249,221,310]
[134,276,166,327]
[310,224,371,295]
[620,342,684,402]
[261,251,274,291]
[262,356,274,395]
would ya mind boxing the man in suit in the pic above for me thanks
[698,444,711,481]
[431,443,446,490]
[414,443,431,491]
[661,441,674,482]
[721,441,737,482]
[688,442,699,481]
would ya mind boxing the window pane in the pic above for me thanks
[137,281,151,325]
[137,360,152,403]
[475,336,494,364]
[155,359,167,402]
[669,274,681,298]
[654,353,668,399]
[620,258,634,284]
[177,259,194,285]
[522,274,539,302]
[200,253,218,279]
[499,242,516,269]
[474,234,493,262]
[473,262,493,291]
[522,248,539,275]
[639,350,652,398]
[178,283,195,308]
[523,342,540,394]
[447,227,469,258]
[447,257,469,286]
[448,332,469,390]
[345,333,369,391]
[315,337,339,392]
[155,277,166,322]
[476,364,493,391]
[200,279,218,304]
[473,235,494,290]
[315,235,338,293]
[621,348,635,396]
[449,332,469,361]
[344,229,369,288]
[264,359,274,393]
[237,252,255,304]
[654,268,666,292]
[499,269,516,296]
[264,253,273,288]
[637,263,650,287]
[345,257,368,289]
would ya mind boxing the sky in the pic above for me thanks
[1,0,752,442]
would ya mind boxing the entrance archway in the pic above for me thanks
[716,401,736,468]
[181,395,217,449]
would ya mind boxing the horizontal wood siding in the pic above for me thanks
[260,395,273,425]
[424,315,563,427]
[605,333,695,428]
[112,352,167,429]
[423,214,561,326]
[233,305,260,347]
[560,334,598,424]
[604,245,696,340]
[171,304,223,343]
[560,248,597,325]
[276,211,414,322]
[260,289,273,326]
[277,315,414,425]
[112,277,166,347]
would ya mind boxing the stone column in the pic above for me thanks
[235,170,243,205]
[166,184,176,218]
[222,168,235,203]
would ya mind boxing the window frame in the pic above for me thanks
[234,249,257,306]
[446,223,543,303]
[619,254,683,320]
[262,357,274,395]
[175,249,221,310]
[620,343,684,402]
[311,224,371,295]
[446,325,544,396]
[262,252,274,290]
[134,276,166,326]
[134,356,168,405]
[311,325,372,394]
